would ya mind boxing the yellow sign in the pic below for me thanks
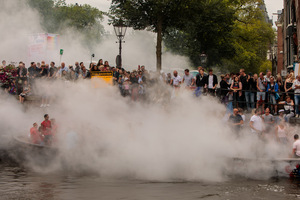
[91,71,113,86]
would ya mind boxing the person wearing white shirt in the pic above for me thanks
[170,70,182,88]
[249,109,265,136]
[58,62,69,76]
[292,75,300,117]
[292,134,300,158]
[205,69,218,96]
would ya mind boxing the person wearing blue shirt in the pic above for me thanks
[266,76,279,114]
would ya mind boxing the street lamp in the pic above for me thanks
[200,53,207,68]
[113,22,127,68]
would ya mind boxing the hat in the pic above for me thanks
[279,109,284,113]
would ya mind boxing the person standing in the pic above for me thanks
[130,71,139,101]
[275,121,289,145]
[292,134,300,158]
[228,108,244,132]
[276,74,284,94]
[182,69,195,88]
[292,75,300,117]
[244,73,255,111]
[195,67,207,97]
[284,73,295,101]
[256,72,267,110]
[239,69,248,109]
[275,109,285,124]
[250,109,265,137]
[205,69,218,96]
[58,62,69,76]
[41,114,52,145]
[28,62,39,81]
[220,74,230,103]
[266,77,279,114]
[262,108,274,133]
[17,62,27,81]
[230,76,242,108]
[49,61,57,79]
[170,70,182,88]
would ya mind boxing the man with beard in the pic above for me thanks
[170,70,182,88]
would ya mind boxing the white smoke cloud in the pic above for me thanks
[0,0,191,71]
[0,0,297,182]
[1,78,297,181]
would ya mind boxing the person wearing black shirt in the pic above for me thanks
[205,69,218,96]
[228,108,244,131]
[239,69,248,109]
[220,75,230,103]
[195,67,207,97]
[244,73,255,111]
[17,62,27,81]
[40,65,48,78]
[130,72,139,101]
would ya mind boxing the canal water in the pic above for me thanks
[0,159,300,200]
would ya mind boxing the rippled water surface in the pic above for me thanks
[0,162,300,200]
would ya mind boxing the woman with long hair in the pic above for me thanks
[276,74,284,95]
[230,76,242,108]
[96,59,103,67]
[284,73,295,101]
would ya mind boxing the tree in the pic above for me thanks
[222,0,275,73]
[53,3,104,44]
[163,0,274,73]
[163,0,236,67]
[110,0,192,71]
[27,0,104,44]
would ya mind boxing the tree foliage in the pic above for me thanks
[27,0,104,43]
[165,0,275,73]
[222,0,275,73]
[110,0,192,71]
[112,0,274,73]
[164,0,236,67]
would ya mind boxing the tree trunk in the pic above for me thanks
[156,18,163,72]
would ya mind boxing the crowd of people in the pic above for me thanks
[164,67,300,120]
[1,59,300,115]
[225,106,300,158]
[0,59,151,105]
[2,58,299,157]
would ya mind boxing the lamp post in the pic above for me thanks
[113,22,127,68]
[200,53,207,68]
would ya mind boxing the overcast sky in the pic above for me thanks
[66,0,284,26]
